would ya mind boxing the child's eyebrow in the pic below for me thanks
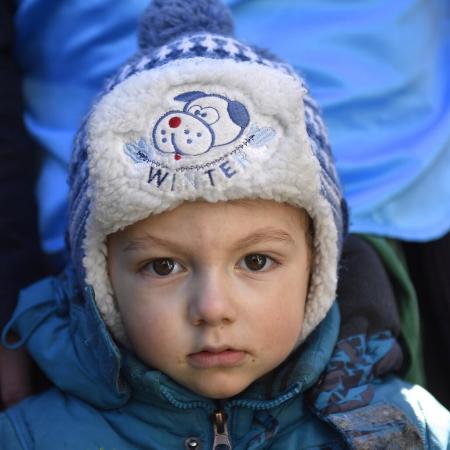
[122,234,183,253]
[231,227,295,250]
[122,228,294,253]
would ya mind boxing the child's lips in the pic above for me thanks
[188,348,247,369]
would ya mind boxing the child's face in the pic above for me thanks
[107,200,311,399]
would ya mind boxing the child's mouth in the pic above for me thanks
[188,348,247,369]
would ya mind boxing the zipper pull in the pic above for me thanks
[211,410,232,450]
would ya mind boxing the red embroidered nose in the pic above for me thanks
[169,117,181,128]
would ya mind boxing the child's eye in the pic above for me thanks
[143,258,183,276]
[239,254,275,272]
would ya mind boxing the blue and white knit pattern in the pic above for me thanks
[68,117,91,289]
[105,33,297,94]
[303,94,347,253]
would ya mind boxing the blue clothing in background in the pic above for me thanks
[14,0,147,256]
[14,0,450,257]
[231,0,450,241]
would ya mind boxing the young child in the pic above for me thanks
[1,0,449,448]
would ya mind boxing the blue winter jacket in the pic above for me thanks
[1,269,449,449]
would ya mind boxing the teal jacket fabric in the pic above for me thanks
[1,269,449,449]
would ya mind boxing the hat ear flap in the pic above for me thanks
[174,91,207,103]
[227,100,250,128]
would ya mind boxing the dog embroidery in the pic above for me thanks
[152,91,250,160]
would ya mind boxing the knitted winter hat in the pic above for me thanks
[68,0,347,344]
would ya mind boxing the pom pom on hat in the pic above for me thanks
[138,0,234,50]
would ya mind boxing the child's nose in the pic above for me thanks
[188,273,237,327]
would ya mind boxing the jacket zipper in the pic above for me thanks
[211,409,232,450]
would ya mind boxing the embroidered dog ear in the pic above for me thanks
[174,91,207,103]
[124,137,153,163]
[227,100,250,129]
